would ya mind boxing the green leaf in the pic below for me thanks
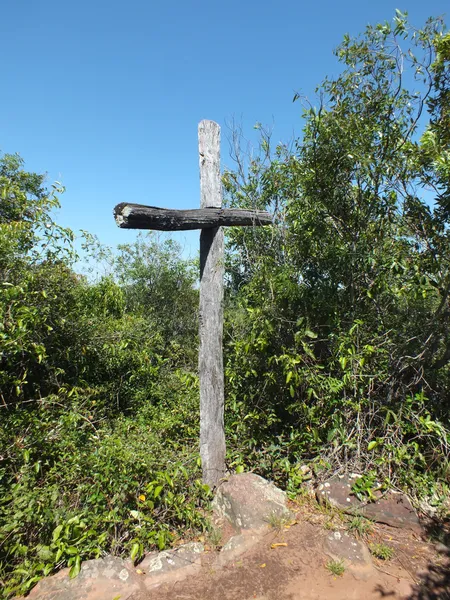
[130,542,140,562]
[153,485,163,499]
[52,525,64,543]
[69,555,81,579]
[157,531,165,550]
[339,356,348,370]
[305,329,317,339]
[367,441,378,451]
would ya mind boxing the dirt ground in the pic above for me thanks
[132,499,450,600]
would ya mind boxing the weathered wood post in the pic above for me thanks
[113,120,272,489]
[198,121,225,488]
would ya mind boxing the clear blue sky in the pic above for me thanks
[1,0,448,262]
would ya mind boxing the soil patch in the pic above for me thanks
[127,499,449,600]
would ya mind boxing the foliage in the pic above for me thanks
[0,380,208,597]
[326,559,345,576]
[223,12,450,496]
[369,542,395,560]
[346,515,374,539]
[0,154,205,598]
[114,233,199,360]
[350,473,387,503]
[267,511,293,531]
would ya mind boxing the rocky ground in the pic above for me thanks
[20,473,450,600]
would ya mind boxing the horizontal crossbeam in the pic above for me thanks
[114,203,273,231]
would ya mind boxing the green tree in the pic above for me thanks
[0,158,206,598]
[0,153,77,405]
[420,30,450,217]
[224,12,450,492]
[114,233,199,361]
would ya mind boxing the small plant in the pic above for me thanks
[267,512,292,531]
[317,501,333,517]
[207,527,223,550]
[317,501,336,517]
[347,515,373,539]
[350,473,379,502]
[369,543,394,560]
[317,501,345,525]
[326,559,345,576]
[323,518,336,531]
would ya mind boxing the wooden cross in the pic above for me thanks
[114,120,272,488]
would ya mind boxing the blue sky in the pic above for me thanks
[1,0,448,264]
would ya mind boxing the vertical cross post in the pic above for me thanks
[113,120,272,490]
[198,120,225,488]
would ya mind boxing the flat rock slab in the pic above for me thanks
[323,530,373,580]
[317,474,421,531]
[212,473,293,532]
[20,544,206,600]
[215,532,261,566]
[23,555,143,600]
[140,542,204,589]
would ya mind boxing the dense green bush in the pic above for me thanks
[0,155,205,597]
[0,371,206,597]
[223,13,450,497]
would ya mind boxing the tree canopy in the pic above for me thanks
[223,12,450,488]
